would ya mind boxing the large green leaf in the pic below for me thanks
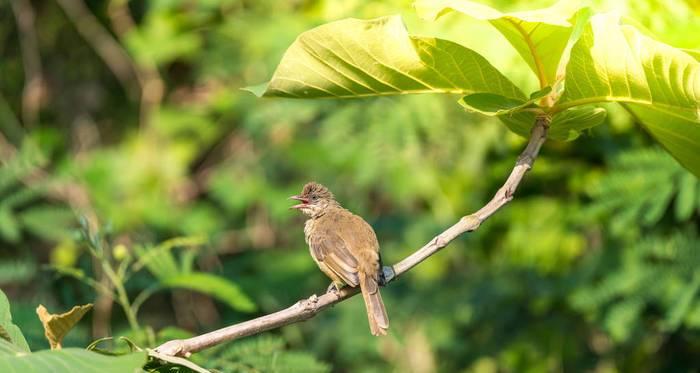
[415,0,588,88]
[248,15,524,100]
[0,290,29,352]
[160,273,257,312]
[625,104,700,177]
[557,14,700,176]
[0,340,146,373]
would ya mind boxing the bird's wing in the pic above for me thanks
[309,229,360,287]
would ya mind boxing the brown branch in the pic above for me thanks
[154,115,552,358]
[55,0,140,97]
[10,0,44,127]
[106,0,164,130]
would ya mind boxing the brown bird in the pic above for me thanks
[290,182,389,336]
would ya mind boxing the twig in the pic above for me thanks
[155,115,552,358]
[107,0,164,130]
[10,0,44,127]
[54,0,140,97]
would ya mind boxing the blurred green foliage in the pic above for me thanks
[0,0,699,372]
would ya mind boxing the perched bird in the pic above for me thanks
[290,182,389,336]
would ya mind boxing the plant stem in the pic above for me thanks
[101,261,140,332]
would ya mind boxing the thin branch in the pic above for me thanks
[54,0,140,97]
[154,115,552,358]
[107,0,164,130]
[10,0,44,127]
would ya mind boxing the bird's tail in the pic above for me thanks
[359,272,389,336]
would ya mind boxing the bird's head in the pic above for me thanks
[290,182,336,217]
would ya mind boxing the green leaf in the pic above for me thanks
[459,87,551,116]
[547,106,607,141]
[0,290,29,352]
[0,207,20,243]
[663,273,700,331]
[0,341,147,373]
[248,15,524,100]
[557,14,700,175]
[19,206,74,241]
[682,48,700,62]
[675,173,698,221]
[160,273,256,312]
[36,304,93,349]
[415,0,588,87]
[625,104,700,177]
[498,106,606,141]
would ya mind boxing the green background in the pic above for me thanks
[1,0,699,372]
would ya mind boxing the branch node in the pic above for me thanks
[433,235,447,249]
[460,215,481,231]
[154,339,187,357]
[302,294,319,311]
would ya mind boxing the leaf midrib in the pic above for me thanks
[502,18,549,88]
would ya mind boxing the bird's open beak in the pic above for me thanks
[289,195,309,209]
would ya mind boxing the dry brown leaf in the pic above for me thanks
[36,303,93,349]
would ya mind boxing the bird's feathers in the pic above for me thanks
[301,192,389,336]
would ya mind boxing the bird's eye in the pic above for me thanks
[311,195,317,201]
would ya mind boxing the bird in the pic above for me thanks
[290,182,389,336]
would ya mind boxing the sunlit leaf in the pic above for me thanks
[557,14,700,175]
[248,15,524,100]
[415,0,589,87]
[36,304,93,350]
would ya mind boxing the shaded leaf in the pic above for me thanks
[149,349,211,373]
[499,106,606,141]
[0,207,20,243]
[675,173,698,221]
[459,87,551,116]
[0,340,147,373]
[36,304,93,349]
[160,273,256,312]
[662,273,700,331]
[547,107,607,141]
[248,15,524,100]
[18,206,75,241]
[0,290,29,352]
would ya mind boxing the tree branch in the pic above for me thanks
[154,115,551,358]
[55,0,140,97]
[10,0,44,128]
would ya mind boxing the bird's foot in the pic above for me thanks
[326,282,341,294]
[379,266,395,286]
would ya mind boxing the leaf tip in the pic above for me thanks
[241,82,269,97]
